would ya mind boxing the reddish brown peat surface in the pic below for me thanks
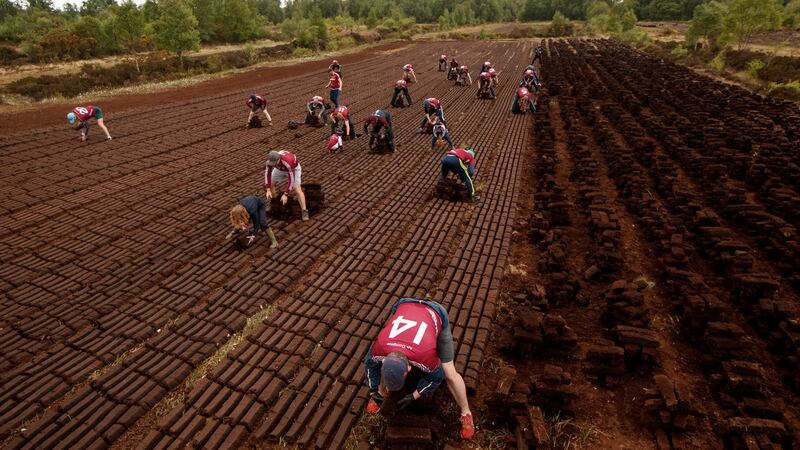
[1,39,799,450]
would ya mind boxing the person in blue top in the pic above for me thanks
[227,195,278,248]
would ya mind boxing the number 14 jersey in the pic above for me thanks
[371,302,443,372]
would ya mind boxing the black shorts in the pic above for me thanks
[437,324,454,363]
[427,301,454,363]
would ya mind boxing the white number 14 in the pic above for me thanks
[388,316,428,345]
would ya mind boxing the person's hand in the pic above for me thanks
[397,393,415,410]
[378,384,389,398]
[281,193,288,205]
[265,190,273,200]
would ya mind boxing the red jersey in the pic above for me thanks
[371,302,443,372]
[517,87,530,99]
[335,106,349,119]
[265,151,300,193]
[72,106,95,122]
[448,148,476,166]
[329,71,341,89]
[364,114,389,127]
[247,95,266,108]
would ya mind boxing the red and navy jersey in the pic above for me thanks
[370,302,443,372]
[334,106,350,119]
[72,106,95,122]
[364,112,389,127]
[329,71,342,89]
[247,95,266,108]
[517,87,531,99]
[264,151,300,192]
[447,148,476,166]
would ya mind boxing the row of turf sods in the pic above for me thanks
[547,38,798,448]
[1,40,537,449]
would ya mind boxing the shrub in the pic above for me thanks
[478,28,497,40]
[0,44,26,65]
[670,45,689,59]
[616,28,652,48]
[766,80,800,101]
[746,58,764,78]
[709,51,726,71]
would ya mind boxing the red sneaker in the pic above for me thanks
[366,397,381,414]
[460,413,475,439]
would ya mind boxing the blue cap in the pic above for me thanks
[381,354,408,391]
[67,112,76,124]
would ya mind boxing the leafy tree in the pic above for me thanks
[62,2,80,19]
[27,0,53,11]
[522,0,550,20]
[475,0,501,22]
[785,0,800,28]
[214,0,261,42]
[80,0,116,16]
[109,1,147,70]
[153,0,199,64]
[437,7,454,29]
[451,0,474,25]
[686,0,727,48]
[548,9,573,36]
[365,7,378,27]
[255,0,283,23]
[142,0,159,21]
[316,0,340,17]
[0,0,20,19]
[0,7,62,43]
[723,0,782,49]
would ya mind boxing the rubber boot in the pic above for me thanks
[266,227,278,248]
[301,209,309,221]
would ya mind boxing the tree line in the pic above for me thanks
[1,0,798,64]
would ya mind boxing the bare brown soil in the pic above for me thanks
[1,37,799,450]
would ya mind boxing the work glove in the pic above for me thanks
[397,393,416,411]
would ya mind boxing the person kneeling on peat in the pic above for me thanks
[264,150,309,221]
[441,147,478,201]
[246,94,272,127]
[67,105,112,142]
[364,298,476,440]
[307,96,329,125]
[227,196,278,248]
[363,110,395,151]
[512,87,536,114]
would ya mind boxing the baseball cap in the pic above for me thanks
[266,151,281,166]
[67,112,76,124]
[381,353,408,391]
